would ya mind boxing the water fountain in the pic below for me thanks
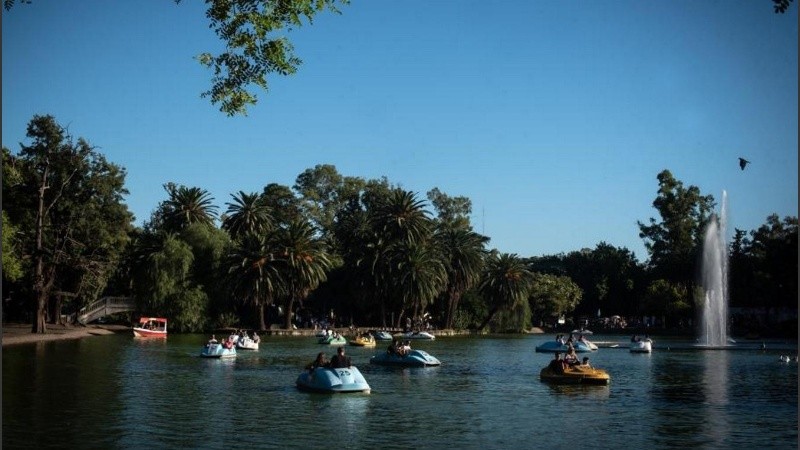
[698,190,731,347]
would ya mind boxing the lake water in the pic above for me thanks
[3,333,797,449]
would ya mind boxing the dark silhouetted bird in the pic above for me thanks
[738,157,750,171]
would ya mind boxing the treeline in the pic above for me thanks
[3,115,797,335]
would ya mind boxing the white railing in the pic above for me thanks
[77,296,135,324]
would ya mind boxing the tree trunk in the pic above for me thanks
[32,291,48,333]
[258,303,266,331]
[32,160,50,334]
[476,306,499,332]
[447,289,461,330]
[283,296,295,329]
[50,294,66,325]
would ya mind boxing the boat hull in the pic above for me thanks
[236,338,259,350]
[132,317,168,338]
[296,366,371,394]
[394,331,435,340]
[370,331,394,341]
[132,328,167,338]
[200,343,237,358]
[318,336,347,345]
[630,340,652,353]
[350,336,376,347]
[540,366,610,385]
[370,349,441,367]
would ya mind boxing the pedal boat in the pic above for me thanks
[370,349,441,367]
[350,335,376,347]
[539,365,610,385]
[201,342,237,358]
[296,366,371,394]
[318,335,348,345]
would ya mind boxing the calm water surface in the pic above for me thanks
[3,333,797,449]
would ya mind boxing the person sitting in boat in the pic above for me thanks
[207,334,218,345]
[548,352,566,374]
[307,352,328,371]
[631,335,640,343]
[564,347,580,366]
[555,334,564,345]
[329,346,351,368]
[223,337,234,349]
[252,332,259,343]
[580,356,592,368]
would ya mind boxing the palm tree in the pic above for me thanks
[226,231,283,331]
[370,188,432,245]
[389,239,447,327]
[476,253,534,331]
[222,191,273,239]
[162,184,218,232]
[276,220,333,329]
[368,188,435,326]
[436,227,489,329]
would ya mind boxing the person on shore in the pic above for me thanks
[329,346,351,368]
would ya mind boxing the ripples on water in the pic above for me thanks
[3,334,797,449]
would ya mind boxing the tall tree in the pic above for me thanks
[527,272,583,327]
[427,187,473,231]
[476,253,534,331]
[388,239,447,324]
[638,170,714,302]
[160,183,218,232]
[226,231,283,330]
[435,227,488,329]
[262,183,303,227]
[130,231,209,332]
[222,191,273,239]
[369,189,435,327]
[10,115,132,333]
[275,220,333,329]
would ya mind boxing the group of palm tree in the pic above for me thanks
[131,182,537,333]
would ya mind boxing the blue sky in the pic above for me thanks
[3,1,797,262]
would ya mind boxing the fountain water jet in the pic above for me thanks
[699,190,731,347]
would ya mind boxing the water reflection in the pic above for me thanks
[4,335,797,449]
[702,350,729,448]
[545,383,611,399]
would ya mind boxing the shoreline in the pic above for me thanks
[2,323,130,347]
[1,323,544,347]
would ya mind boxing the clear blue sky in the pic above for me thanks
[3,1,797,262]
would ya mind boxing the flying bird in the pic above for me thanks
[738,157,750,171]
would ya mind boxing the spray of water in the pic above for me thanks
[700,190,729,346]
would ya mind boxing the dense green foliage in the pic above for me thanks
[3,116,133,332]
[3,116,796,335]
